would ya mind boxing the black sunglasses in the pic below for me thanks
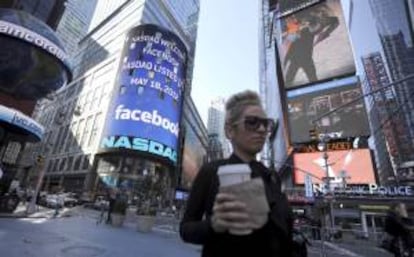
[234,116,275,132]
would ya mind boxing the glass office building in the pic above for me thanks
[31,0,203,206]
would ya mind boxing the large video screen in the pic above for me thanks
[287,77,370,143]
[293,149,376,185]
[99,24,187,166]
[275,0,356,89]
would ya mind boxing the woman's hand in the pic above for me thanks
[211,193,252,233]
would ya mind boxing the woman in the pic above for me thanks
[180,90,293,257]
[384,203,413,257]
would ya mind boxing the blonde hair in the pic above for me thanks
[225,90,263,125]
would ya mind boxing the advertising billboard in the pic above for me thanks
[99,24,188,166]
[275,0,355,89]
[293,149,376,185]
[287,77,370,143]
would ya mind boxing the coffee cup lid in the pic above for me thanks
[217,164,251,175]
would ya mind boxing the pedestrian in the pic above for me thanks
[384,203,413,257]
[106,189,116,224]
[179,90,293,257]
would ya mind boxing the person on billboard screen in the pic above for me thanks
[283,3,339,87]
[179,90,293,257]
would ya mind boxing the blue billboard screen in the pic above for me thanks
[99,24,188,166]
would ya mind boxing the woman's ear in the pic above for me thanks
[224,123,233,140]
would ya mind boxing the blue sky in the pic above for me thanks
[191,0,260,125]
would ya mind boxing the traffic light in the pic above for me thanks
[309,129,319,141]
[36,155,44,164]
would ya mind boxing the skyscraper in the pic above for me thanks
[0,0,66,29]
[369,0,414,182]
[55,0,98,57]
[30,0,201,203]
[361,52,411,184]
[207,97,231,158]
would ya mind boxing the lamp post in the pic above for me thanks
[317,135,335,232]
[26,143,50,214]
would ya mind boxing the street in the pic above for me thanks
[0,207,394,257]
[0,208,200,257]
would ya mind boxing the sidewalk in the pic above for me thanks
[0,214,200,257]
[0,203,76,219]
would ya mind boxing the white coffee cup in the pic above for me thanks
[217,164,251,187]
[217,164,252,235]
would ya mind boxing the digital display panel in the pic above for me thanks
[293,149,376,185]
[99,24,188,166]
[275,0,356,89]
[287,77,370,143]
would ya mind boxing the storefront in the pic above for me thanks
[91,153,176,209]
[287,184,414,237]
[0,105,44,194]
[0,8,71,195]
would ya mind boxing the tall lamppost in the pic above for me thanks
[317,135,335,232]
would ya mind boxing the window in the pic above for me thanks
[60,125,69,153]
[81,116,93,147]
[98,82,109,106]
[59,158,67,171]
[77,95,85,110]
[120,85,126,95]
[66,84,77,98]
[85,91,93,111]
[137,86,144,95]
[53,158,59,172]
[67,156,74,171]
[82,155,90,170]
[53,127,64,153]
[2,142,21,164]
[89,113,102,147]
[70,122,78,150]
[73,155,82,171]
[47,160,54,173]
[75,119,84,147]
[92,86,102,109]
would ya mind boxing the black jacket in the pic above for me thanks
[180,154,293,257]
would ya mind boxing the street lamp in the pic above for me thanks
[317,135,335,232]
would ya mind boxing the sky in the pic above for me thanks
[191,0,260,125]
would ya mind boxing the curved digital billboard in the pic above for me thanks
[0,8,72,100]
[99,24,188,166]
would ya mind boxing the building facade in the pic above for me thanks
[0,6,71,196]
[0,0,66,29]
[369,0,414,183]
[180,96,208,189]
[55,0,98,57]
[30,0,201,207]
[258,0,414,234]
[207,97,231,158]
